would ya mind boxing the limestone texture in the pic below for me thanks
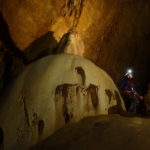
[31,114,150,150]
[0,54,125,150]
[0,0,150,87]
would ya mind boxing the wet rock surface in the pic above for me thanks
[0,54,125,150]
[0,1,149,149]
[31,114,150,150]
[0,0,150,89]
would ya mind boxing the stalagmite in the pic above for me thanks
[0,54,125,150]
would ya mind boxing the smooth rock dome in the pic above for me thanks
[0,54,125,150]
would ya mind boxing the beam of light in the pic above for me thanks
[125,68,133,76]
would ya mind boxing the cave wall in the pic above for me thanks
[0,0,150,92]
[0,54,125,150]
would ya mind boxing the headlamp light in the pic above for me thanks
[125,69,133,76]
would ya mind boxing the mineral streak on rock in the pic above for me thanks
[38,120,44,136]
[55,83,99,123]
[105,89,113,104]
[22,96,30,127]
[55,84,77,123]
[75,66,85,85]
[87,84,99,108]
[108,90,124,114]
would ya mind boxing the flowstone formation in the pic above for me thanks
[31,115,150,150]
[0,0,150,86]
[0,54,125,150]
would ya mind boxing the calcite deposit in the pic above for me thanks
[0,54,125,150]
[0,0,150,86]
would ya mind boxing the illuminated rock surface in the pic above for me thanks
[0,54,125,150]
[0,0,150,149]
[0,0,150,86]
[31,114,150,150]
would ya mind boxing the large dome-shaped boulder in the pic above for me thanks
[0,54,125,150]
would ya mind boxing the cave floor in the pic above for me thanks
[31,114,150,150]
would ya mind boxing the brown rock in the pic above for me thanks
[0,0,149,88]
[30,115,150,150]
[0,54,125,150]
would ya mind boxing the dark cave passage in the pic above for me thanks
[0,0,150,150]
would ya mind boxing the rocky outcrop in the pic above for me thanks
[56,31,85,56]
[0,40,25,92]
[0,12,26,92]
[0,54,125,150]
[24,31,58,63]
[31,114,150,150]
[0,0,85,50]
[0,0,150,90]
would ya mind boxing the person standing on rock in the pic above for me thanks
[118,69,143,113]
